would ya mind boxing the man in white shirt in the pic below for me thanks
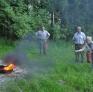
[35,26,50,55]
[72,26,86,62]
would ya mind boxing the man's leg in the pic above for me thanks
[75,52,79,62]
[80,44,85,62]
[75,44,79,62]
[91,53,93,70]
[81,51,85,62]
[39,40,43,55]
[43,40,46,55]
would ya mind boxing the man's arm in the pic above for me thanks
[35,31,39,38]
[83,33,86,45]
[46,34,50,39]
[46,32,50,40]
[75,45,86,52]
[72,35,75,48]
[72,40,75,48]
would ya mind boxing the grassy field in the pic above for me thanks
[0,39,93,92]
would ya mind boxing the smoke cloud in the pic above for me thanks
[1,33,54,71]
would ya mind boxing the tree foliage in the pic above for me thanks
[0,0,93,40]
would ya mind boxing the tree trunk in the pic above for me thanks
[49,12,54,39]
[51,12,54,27]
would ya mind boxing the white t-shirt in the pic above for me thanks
[35,30,50,40]
[73,32,86,44]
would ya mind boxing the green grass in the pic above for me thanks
[0,39,93,92]
[0,39,15,59]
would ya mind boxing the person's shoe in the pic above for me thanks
[75,59,79,62]
[75,60,79,62]
[43,52,46,55]
[81,60,85,63]
[81,62,84,63]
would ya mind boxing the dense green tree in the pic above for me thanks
[0,0,30,39]
[0,0,93,40]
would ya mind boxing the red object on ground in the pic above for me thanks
[46,44,48,50]
[86,51,92,63]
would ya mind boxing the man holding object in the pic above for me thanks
[72,26,86,62]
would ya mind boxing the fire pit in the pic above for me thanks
[0,64,15,74]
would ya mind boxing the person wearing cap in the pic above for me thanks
[75,36,93,70]
[35,26,50,55]
[72,26,86,62]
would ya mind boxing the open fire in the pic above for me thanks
[4,63,15,71]
[0,63,16,74]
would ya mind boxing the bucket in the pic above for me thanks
[86,51,92,63]
[46,44,48,50]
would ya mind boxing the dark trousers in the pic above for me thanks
[39,39,46,55]
[91,52,93,69]
[75,44,85,62]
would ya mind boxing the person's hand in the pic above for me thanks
[72,45,74,48]
[75,50,78,53]
[89,50,92,53]
[46,37,48,40]
[45,37,48,41]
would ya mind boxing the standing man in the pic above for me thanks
[35,26,50,55]
[72,26,86,62]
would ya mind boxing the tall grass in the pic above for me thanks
[0,38,16,58]
[0,39,93,92]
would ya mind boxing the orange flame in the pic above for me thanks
[3,64,15,71]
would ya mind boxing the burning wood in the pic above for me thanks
[3,63,15,71]
[0,63,16,74]
[0,66,12,74]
